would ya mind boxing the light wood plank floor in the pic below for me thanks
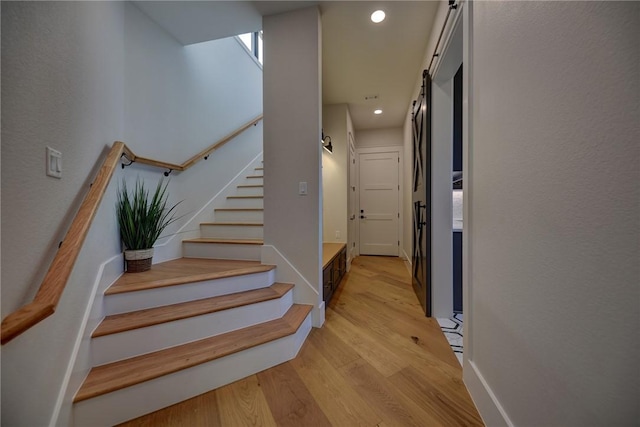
[118,256,483,427]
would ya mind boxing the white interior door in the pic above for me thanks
[359,151,399,256]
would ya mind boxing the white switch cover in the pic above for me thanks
[298,181,307,195]
[46,146,62,179]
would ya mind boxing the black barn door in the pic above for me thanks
[411,70,432,317]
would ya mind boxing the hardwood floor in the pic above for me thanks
[117,256,483,427]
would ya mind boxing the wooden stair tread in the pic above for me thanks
[106,258,274,295]
[237,184,263,188]
[94,283,295,338]
[214,208,263,211]
[246,175,263,179]
[227,195,263,199]
[183,238,264,245]
[200,222,263,226]
[74,304,312,403]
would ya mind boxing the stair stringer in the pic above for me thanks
[261,245,325,328]
[151,152,264,264]
[51,253,124,427]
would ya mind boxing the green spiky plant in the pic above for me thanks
[116,178,181,251]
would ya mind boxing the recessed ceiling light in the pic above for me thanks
[371,10,386,24]
[374,109,383,115]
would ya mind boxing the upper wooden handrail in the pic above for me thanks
[121,115,263,172]
[1,115,263,344]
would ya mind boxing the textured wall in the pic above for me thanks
[124,2,263,162]
[356,127,403,148]
[1,2,264,424]
[263,7,322,300]
[1,2,126,425]
[322,104,349,243]
[467,2,639,424]
[431,77,455,318]
[122,3,264,262]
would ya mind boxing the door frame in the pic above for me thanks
[347,132,357,268]
[356,146,404,258]
[427,4,464,319]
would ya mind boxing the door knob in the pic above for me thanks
[360,215,367,219]
[350,215,356,220]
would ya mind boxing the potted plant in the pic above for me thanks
[116,178,181,272]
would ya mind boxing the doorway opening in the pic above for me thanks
[452,63,463,314]
[428,4,463,319]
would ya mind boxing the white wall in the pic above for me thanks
[465,2,640,425]
[124,3,262,162]
[123,2,264,262]
[356,127,403,148]
[1,3,125,425]
[263,7,323,319]
[322,104,349,243]
[1,3,265,425]
[430,77,454,318]
[428,7,464,319]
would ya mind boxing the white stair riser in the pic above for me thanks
[225,197,263,208]
[200,224,263,239]
[235,186,264,196]
[183,241,262,261]
[243,177,263,185]
[214,210,263,222]
[74,314,312,427]
[104,270,274,315]
[92,291,294,366]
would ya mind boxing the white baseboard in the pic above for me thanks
[464,359,513,427]
[317,301,326,326]
[402,249,412,275]
[261,244,323,328]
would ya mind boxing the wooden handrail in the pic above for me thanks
[121,115,263,172]
[1,115,263,344]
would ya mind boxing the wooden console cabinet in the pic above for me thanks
[322,243,347,303]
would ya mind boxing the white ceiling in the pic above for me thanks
[133,1,439,131]
[321,1,439,130]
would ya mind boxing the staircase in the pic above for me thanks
[183,166,264,261]
[73,164,313,426]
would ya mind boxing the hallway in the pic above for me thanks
[120,256,483,426]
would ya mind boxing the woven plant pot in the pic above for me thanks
[124,248,154,273]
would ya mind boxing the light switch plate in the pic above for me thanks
[46,146,62,179]
[299,181,307,195]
